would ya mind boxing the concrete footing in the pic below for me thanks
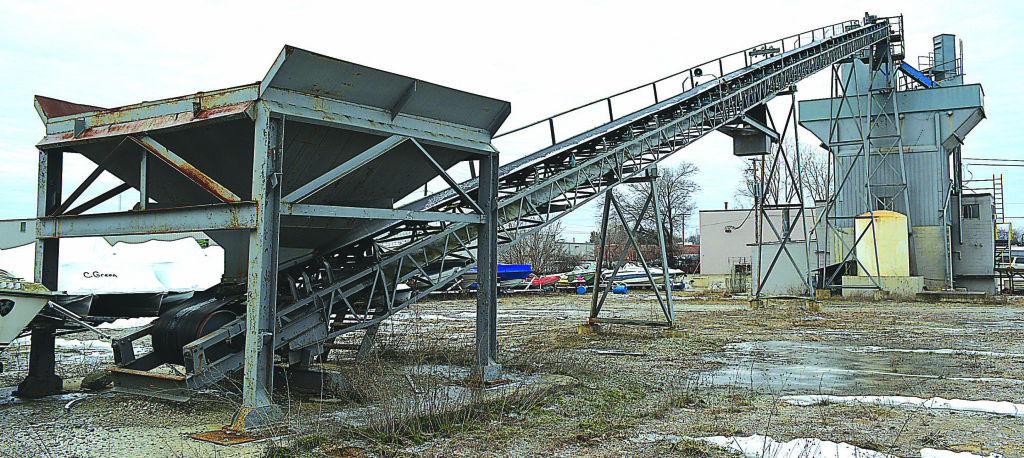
[577,324,601,335]
[664,329,688,338]
[472,364,504,383]
[842,276,924,297]
[278,367,349,394]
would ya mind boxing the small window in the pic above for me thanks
[962,203,980,220]
[19,221,26,232]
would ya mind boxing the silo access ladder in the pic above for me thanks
[109,15,900,399]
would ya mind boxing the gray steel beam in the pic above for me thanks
[51,162,104,216]
[17,148,62,398]
[38,202,257,238]
[260,87,496,156]
[740,114,781,142]
[139,150,148,210]
[282,135,407,203]
[231,102,282,431]
[609,195,671,322]
[409,138,485,215]
[590,191,613,319]
[650,178,675,322]
[34,148,61,284]
[282,203,483,224]
[64,183,133,216]
[391,81,416,121]
[130,135,241,203]
[473,152,500,382]
[39,85,258,139]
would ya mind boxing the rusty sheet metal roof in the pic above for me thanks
[260,46,510,136]
[36,84,259,148]
[34,95,107,120]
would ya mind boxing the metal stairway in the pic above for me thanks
[111,16,894,399]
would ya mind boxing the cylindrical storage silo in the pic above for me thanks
[855,210,910,277]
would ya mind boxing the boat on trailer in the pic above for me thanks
[0,271,52,371]
[602,263,686,287]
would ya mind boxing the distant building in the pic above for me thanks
[0,218,34,250]
[698,207,820,277]
[560,241,595,259]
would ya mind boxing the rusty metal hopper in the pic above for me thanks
[35,45,510,262]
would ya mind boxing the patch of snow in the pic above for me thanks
[54,338,109,351]
[0,238,223,294]
[412,314,463,321]
[783,395,1024,417]
[697,435,1003,458]
[697,434,893,458]
[97,317,157,329]
[0,391,87,407]
[848,346,1024,358]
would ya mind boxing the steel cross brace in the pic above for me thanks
[130,135,241,203]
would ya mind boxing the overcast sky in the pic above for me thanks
[1,0,1021,242]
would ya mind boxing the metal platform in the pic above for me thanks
[35,46,509,271]
[29,45,508,428]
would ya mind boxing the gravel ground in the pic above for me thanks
[1,292,1022,457]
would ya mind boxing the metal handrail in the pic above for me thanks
[494,19,861,144]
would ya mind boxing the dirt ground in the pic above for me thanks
[1,291,1023,457]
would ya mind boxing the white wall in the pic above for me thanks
[699,207,819,275]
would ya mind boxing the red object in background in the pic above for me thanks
[530,275,560,285]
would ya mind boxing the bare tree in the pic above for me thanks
[735,140,830,207]
[1012,227,1024,246]
[593,163,700,266]
[499,221,582,274]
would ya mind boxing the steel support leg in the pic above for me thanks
[650,180,674,324]
[16,148,63,398]
[355,323,380,361]
[473,153,501,382]
[231,103,283,431]
[15,325,63,397]
[590,192,613,319]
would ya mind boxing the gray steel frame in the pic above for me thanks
[751,89,816,300]
[589,169,676,327]
[813,17,912,290]
[28,77,503,431]
[262,18,889,349]
[21,18,891,426]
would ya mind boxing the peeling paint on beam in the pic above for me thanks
[36,203,257,238]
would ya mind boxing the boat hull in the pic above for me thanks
[0,280,52,346]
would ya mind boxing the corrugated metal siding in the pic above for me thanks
[834,150,948,227]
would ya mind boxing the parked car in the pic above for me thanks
[1011,257,1024,269]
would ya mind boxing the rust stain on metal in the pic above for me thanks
[34,95,106,119]
[40,102,252,147]
[193,102,251,120]
[130,136,241,203]
[189,428,261,446]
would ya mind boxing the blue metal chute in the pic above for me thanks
[899,62,936,88]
